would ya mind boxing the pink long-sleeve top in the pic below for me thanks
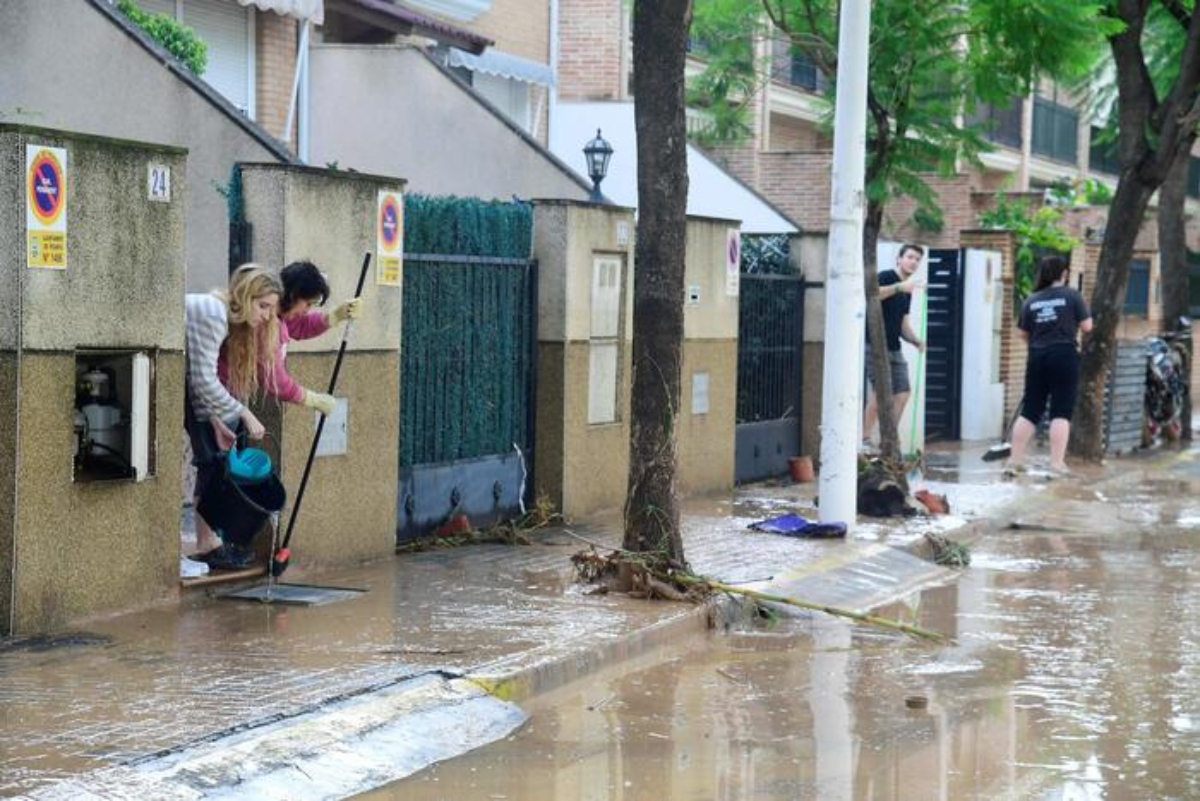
[217,310,331,404]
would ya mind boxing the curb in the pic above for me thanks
[25,674,527,800]
[465,599,714,703]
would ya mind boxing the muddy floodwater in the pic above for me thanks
[364,469,1200,800]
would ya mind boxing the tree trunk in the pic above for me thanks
[1157,146,1194,441]
[623,0,692,564]
[1075,3,1200,459]
[863,201,906,479]
[1071,176,1156,460]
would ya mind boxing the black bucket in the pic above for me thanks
[196,459,287,547]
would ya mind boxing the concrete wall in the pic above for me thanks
[0,354,16,632]
[794,232,829,464]
[532,202,737,518]
[0,126,187,634]
[239,164,404,570]
[0,0,290,294]
[678,219,739,495]
[532,202,635,516]
[307,45,591,204]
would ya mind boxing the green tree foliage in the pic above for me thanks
[691,0,1114,237]
[1068,1,1200,457]
[690,0,1113,463]
[686,0,762,145]
[117,0,207,76]
[977,195,1079,304]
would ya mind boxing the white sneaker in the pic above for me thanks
[180,556,209,579]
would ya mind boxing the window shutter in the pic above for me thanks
[181,0,253,115]
[130,0,253,116]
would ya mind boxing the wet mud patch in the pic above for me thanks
[0,632,112,654]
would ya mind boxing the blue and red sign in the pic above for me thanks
[28,149,65,226]
[379,194,401,251]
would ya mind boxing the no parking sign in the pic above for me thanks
[376,190,403,286]
[26,145,68,269]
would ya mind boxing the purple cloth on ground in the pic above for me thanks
[749,513,847,538]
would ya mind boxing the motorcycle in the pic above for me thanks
[1144,317,1191,445]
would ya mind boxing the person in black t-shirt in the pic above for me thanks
[1008,255,1093,474]
[863,243,927,446]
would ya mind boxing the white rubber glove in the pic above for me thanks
[327,297,363,326]
[302,389,337,416]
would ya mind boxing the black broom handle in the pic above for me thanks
[281,252,372,550]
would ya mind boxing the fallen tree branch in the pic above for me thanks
[569,546,946,643]
[671,573,946,643]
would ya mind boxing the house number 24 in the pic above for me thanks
[147,164,171,203]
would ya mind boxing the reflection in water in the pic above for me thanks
[365,508,1200,800]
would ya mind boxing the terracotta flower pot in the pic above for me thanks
[788,455,815,483]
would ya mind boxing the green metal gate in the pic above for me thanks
[398,197,536,541]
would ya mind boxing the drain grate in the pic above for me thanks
[218,583,367,606]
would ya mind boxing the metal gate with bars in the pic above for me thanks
[734,272,805,483]
[398,197,537,541]
[924,248,964,441]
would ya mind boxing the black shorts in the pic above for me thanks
[184,391,239,500]
[1020,344,1080,425]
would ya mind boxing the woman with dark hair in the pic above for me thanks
[1007,255,1093,474]
[217,260,363,418]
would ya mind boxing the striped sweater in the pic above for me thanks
[185,293,245,425]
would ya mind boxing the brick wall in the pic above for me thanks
[255,11,297,145]
[708,142,762,192]
[557,0,624,100]
[769,114,824,150]
[703,149,831,230]
[470,0,550,61]
[881,172,982,250]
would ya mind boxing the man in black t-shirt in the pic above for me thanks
[863,244,927,447]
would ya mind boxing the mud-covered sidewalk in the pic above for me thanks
[1,444,1138,799]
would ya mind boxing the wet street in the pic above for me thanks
[365,450,1200,800]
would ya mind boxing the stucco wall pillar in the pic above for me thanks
[677,217,740,495]
[795,231,829,464]
[531,202,738,519]
[0,125,187,634]
[531,200,635,518]
[239,164,404,570]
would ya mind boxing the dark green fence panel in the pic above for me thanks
[404,195,532,258]
[400,196,535,468]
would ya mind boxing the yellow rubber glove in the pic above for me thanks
[302,389,337,416]
[327,297,363,326]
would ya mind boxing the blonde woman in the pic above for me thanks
[184,264,282,569]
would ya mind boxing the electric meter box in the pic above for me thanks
[73,350,155,483]
[0,124,187,635]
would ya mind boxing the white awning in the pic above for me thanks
[238,0,324,24]
[448,48,555,87]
